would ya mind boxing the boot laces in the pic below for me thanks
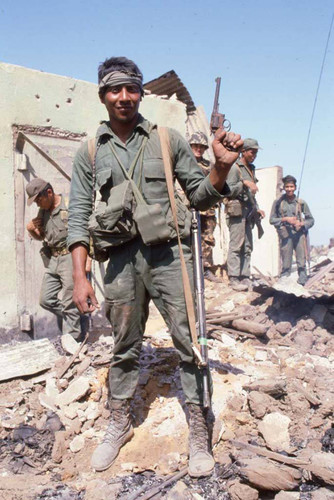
[102,404,130,445]
[189,405,209,453]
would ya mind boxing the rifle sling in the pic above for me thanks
[158,127,202,363]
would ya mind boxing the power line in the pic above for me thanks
[298,12,334,197]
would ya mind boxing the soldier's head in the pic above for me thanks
[283,175,297,198]
[188,131,209,160]
[242,138,261,165]
[26,178,54,210]
[98,57,143,125]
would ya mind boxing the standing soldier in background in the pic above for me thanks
[270,175,314,285]
[26,178,84,340]
[224,138,265,291]
[189,132,221,282]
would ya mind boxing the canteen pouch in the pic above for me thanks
[133,203,171,245]
[40,242,52,268]
[224,198,243,217]
[88,180,138,258]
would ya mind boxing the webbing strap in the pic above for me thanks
[158,127,201,363]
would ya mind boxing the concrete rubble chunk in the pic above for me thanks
[258,412,291,452]
[61,334,80,355]
[52,430,66,463]
[0,338,60,382]
[244,378,287,397]
[309,452,334,485]
[156,452,181,475]
[39,393,57,412]
[248,391,273,418]
[55,376,90,407]
[84,479,122,500]
[69,434,85,453]
[310,488,334,499]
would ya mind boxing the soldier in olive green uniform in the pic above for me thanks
[270,175,314,285]
[225,138,265,291]
[68,56,243,477]
[26,178,82,339]
[188,131,221,283]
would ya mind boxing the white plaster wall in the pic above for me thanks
[0,62,188,330]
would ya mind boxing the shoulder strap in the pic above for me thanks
[158,127,201,363]
[87,138,96,167]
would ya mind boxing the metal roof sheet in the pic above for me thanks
[144,70,196,114]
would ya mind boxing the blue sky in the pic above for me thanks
[1,0,333,245]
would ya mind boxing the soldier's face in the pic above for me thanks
[35,189,54,210]
[191,144,206,159]
[284,182,296,198]
[100,84,141,123]
[242,148,258,164]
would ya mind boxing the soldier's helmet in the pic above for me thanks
[188,131,209,149]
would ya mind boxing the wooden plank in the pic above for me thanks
[304,261,334,289]
[0,339,60,382]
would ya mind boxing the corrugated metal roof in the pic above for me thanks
[144,70,196,114]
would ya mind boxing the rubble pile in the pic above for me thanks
[0,273,333,499]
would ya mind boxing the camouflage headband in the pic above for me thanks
[98,70,143,94]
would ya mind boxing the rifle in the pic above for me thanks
[210,77,231,134]
[246,190,264,239]
[191,209,211,409]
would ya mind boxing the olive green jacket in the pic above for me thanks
[38,195,68,249]
[68,115,228,249]
[269,195,314,235]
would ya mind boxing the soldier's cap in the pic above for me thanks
[188,131,209,149]
[242,138,262,151]
[26,178,49,206]
[283,175,297,186]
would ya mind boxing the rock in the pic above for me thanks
[56,376,90,407]
[254,349,268,362]
[156,452,181,475]
[248,391,273,418]
[298,318,316,331]
[69,434,85,453]
[274,492,300,499]
[258,412,291,452]
[66,418,82,436]
[84,479,122,500]
[39,393,57,411]
[85,402,101,421]
[45,377,59,400]
[293,331,314,351]
[275,322,292,335]
[310,488,334,499]
[166,480,199,499]
[243,378,287,397]
[76,356,91,375]
[239,457,302,491]
[61,334,80,355]
[52,431,66,463]
[63,402,80,420]
[309,451,334,485]
[227,479,259,500]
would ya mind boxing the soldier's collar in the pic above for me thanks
[96,114,154,140]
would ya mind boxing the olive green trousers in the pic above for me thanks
[104,237,211,405]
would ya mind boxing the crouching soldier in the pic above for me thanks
[26,178,85,339]
[269,175,314,285]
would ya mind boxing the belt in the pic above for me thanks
[51,247,70,257]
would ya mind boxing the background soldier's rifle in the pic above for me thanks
[191,209,210,409]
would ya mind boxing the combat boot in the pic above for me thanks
[187,403,215,478]
[91,399,134,472]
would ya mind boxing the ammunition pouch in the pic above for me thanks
[39,242,52,268]
[133,203,171,245]
[223,198,243,217]
[277,224,290,240]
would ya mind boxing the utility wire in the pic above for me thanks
[298,12,334,198]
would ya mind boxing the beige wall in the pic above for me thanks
[0,62,187,332]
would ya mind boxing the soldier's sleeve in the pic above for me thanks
[67,142,93,250]
[269,198,282,227]
[169,129,229,211]
[302,200,315,230]
[225,164,244,199]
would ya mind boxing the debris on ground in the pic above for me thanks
[0,262,333,499]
